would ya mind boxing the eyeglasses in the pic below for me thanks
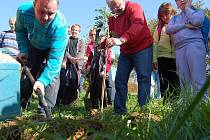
[108,2,123,13]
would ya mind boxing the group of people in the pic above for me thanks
[0,0,209,117]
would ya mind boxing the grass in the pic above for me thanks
[0,60,209,140]
[0,91,210,140]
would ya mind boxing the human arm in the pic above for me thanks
[184,6,205,27]
[64,40,79,64]
[76,39,86,60]
[0,32,4,46]
[107,4,148,48]
[106,37,125,48]
[65,51,78,64]
[37,26,68,87]
[165,16,186,35]
[15,7,31,54]
[76,39,87,70]
[15,7,32,63]
[61,56,67,69]
[119,4,146,44]
[166,5,204,35]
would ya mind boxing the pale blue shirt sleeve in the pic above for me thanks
[166,7,205,35]
[166,17,186,34]
[185,7,205,26]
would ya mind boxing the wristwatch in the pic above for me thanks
[119,37,126,44]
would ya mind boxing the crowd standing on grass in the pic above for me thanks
[0,0,209,118]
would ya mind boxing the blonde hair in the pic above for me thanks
[9,17,16,24]
[70,24,81,32]
[158,2,176,21]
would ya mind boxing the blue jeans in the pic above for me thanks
[107,68,114,104]
[114,46,152,114]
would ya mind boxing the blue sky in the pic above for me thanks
[0,0,209,38]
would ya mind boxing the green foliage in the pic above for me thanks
[0,91,209,139]
[204,8,210,19]
[168,76,210,139]
[192,0,205,9]
[147,18,158,35]
[192,0,210,19]
[94,7,112,37]
[82,76,90,91]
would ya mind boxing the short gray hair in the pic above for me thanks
[106,0,125,3]
[9,17,16,24]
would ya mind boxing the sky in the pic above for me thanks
[0,0,209,38]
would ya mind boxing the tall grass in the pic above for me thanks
[0,81,210,139]
[168,76,210,139]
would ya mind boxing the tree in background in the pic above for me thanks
[192,0,209,18]
[147,18,158,35]
[94,7,120,67]
[94,7,111,37]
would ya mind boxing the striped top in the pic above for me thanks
[0,31,19,57]
[15,1,68,86]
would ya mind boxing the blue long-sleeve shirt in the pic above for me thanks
[166,7,205,49]
[15,1,68,86]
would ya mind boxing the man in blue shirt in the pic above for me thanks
[16,0,68,117]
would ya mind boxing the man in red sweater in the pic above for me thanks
[106,0,153,114]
